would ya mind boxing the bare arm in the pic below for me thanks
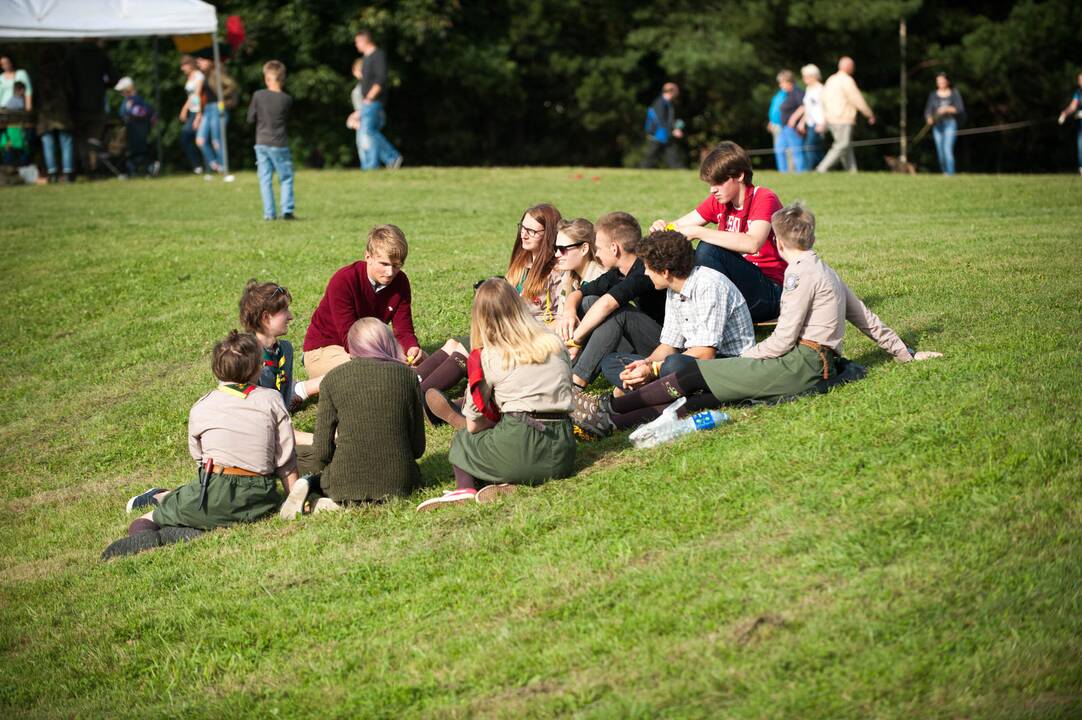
[365,83,382,102]
[650,209,707,234]
[684,218,772,256]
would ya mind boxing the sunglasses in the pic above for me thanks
[271,285,287,296]
[555,242,588,255]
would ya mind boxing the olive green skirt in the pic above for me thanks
[696,344,832,403]
[153,471,281,530]
[448,414,576,485]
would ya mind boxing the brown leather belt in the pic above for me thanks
[217,465,262,477]
[799,339,836,380]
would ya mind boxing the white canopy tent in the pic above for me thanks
[0,0,231,174]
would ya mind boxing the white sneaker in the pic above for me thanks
[312,497,342,514]
[203,174,215,181]
[279,477,310,520]
[416,488,477,512]
[194,166,204,175]
[223,174,236,183]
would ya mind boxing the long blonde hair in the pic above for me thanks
[470,278,565,369]
[556,218,599,297]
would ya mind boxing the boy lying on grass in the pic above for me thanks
[102,332,301,560]
[574,201,943,432]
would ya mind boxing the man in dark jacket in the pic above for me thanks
[641,82,684,169]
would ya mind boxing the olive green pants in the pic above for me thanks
[153,471,280,530]
[696,344,832,403]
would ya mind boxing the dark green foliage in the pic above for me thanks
[5,0,1079,171]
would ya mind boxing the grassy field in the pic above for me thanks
[1,167,1080,719]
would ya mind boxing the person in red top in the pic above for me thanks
[302,224,423,379]
[651,141,784,322]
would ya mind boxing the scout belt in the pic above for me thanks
[799,339,837,380]
[505,411,570,432]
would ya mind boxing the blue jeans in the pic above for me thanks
[41,130,74,174]
[932,117,957,175]
[180,114,202,171]
[357,101,401,170]
[778,125,806,173]
[197,104,228,170]
[803,125,824,168]
[254,145,295,219]
[1075,125,1082,170]
[601,352,699,391]
[694,242,781,323]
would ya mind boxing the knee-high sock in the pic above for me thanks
[414,349,447,380]
[420,353,467,393]
[453,465,477,491]
[613,391,720,429]
[128,518,160,536]
[611,364,709,414]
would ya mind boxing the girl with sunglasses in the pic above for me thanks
[553,218,605,318]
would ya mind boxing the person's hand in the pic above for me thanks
[650,219,669,233]
[867,114,877,126]
[797,119,806,133]
[1059,113,1067,126]
[619,359,653,389]
[405,346,425,365]
[192,114,202,130]
[179,108,188,121]
[926,116,934,126]
[673,128,684,139]
[567,344,580,361]
[912,350,942,361]
[346,111,360,130]
[555,312,578,341]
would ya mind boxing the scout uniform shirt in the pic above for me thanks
[188,384,298,477]
[743,250,912,361]
[462,348,574,422]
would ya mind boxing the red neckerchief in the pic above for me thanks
[467,349,501,422]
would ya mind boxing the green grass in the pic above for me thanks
[1,168,1080,719]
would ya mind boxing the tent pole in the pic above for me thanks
[899,17,907,164]
[153,36,162,172]
[212,30,229,175]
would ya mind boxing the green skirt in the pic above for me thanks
[153,471,281,530]
[448,414,576,485]
[696,344,832,403]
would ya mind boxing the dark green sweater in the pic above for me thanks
[310,358,426,501]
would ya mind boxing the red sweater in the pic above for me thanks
[303,261,420,352]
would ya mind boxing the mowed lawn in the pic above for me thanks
[1,167,1080,719]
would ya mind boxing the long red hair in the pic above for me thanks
[506,203,561,300]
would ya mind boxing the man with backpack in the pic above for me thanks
[640,82,684,169]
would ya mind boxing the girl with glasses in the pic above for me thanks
[508,203,562,324]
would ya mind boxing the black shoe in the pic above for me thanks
[282,213,296,221]
[101,530,162,560]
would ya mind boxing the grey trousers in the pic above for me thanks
[572,295,662,384]
[816,123,856,172]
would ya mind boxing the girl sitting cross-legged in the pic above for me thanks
[418,278,577,510]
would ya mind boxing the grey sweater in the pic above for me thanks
[311,358,425,501]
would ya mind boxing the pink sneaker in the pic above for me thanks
[416,488,477,512]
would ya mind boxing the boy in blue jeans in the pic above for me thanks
[247,60,295,220]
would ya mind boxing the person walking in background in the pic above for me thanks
[924,72,965,176]
[1057,72,1082,175]
[248,60,295,220]
[767,83,786,171]
[115,76,157,178]
[776,70,805,173]
[641,82,684,169]
[195,54,237,181]
[178,55,204,174]
[816,56,875,173]
[798,64,825,168]
[353,30,402,170]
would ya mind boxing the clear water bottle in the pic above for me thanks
[629,408,731,449]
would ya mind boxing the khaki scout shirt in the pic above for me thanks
[822,71,873,125]
[463,347,574,422]
[742,250,912,362]
[188,384,298,477]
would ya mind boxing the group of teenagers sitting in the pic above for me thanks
[102,140,942,560]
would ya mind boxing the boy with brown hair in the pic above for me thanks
[651,141,785,323]
[103,331,302,559]
[303,225,424,378]
[247,60,295,220]
[239,280,321,411]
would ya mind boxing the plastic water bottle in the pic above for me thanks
[628,399,731,449]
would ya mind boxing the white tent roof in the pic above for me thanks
[0,0,217,39]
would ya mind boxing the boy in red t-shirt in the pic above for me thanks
[302,225,424,379]
[651,141,784,322]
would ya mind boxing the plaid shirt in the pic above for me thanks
[659,266,754,357]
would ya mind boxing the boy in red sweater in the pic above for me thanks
[302,224,424,378]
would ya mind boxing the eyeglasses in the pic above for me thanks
[518,223,543,239]
[555,242,587,255]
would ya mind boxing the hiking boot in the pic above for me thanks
[571,391,615,438]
